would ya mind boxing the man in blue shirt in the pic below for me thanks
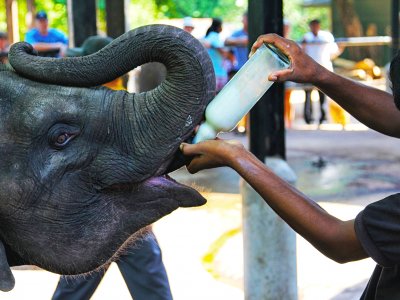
[25,11,68,57]
[225,12,248,78]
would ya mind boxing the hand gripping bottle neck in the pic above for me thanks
[193,43,290,143]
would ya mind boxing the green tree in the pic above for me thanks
[128,0,162,29]
[154,0,247,21]
[0,1,6,32]
[284,0,331,41]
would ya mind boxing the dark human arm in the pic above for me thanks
[181,140,368,263]
[31,42,67,57]
[225,36,248,47]
[250,34,400,138]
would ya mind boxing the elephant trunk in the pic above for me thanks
[9,25,215,177]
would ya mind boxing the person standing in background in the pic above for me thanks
[0,32,9,64]
[224,12,248,133]
[283,19,295,128]
[25,11,68,57]
[182,17,195,34]
[301,19,341,125]
[224,12,248,80]
[202,18,229,93]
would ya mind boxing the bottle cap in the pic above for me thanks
[192,122,218,143]
[265,43,291,67]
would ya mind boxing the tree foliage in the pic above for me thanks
[0,1,6,32]
[154,0,247,21]
[284,0,331,41]
[0,0,330,42]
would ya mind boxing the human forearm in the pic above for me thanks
[32,42,64,52]
[225,37,248,47]
[314,68,400,137]
[182,140,367,262]
[229,147,367,263]
[251,34,400,137]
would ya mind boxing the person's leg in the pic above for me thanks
[318,90,327,124]
[304,89,313,124]
[284,88,293,128]
[51,271,106,300]
[117,231,173,300]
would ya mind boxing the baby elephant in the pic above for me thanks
[0,24,215,291]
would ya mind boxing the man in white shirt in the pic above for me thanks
[302,19,340,124]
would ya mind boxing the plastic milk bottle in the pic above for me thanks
[192,43,290,143]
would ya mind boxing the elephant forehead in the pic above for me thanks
[1,82,89,129]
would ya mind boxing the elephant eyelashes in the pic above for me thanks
[48,125,80,150]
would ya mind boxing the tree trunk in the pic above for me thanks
[6,0,19,43]
[335,0,364,58]
[26,0,36,30]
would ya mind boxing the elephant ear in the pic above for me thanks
[0,240,14,291]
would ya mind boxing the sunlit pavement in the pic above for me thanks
[2,198,377,300]
[4,90,400,299]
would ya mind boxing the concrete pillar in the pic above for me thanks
[67,0,97,47]
[242,157,297,300]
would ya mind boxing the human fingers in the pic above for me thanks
[180,142,204,156]
[185,155,213,174]
[249,33,294,58]
[268,68,294,82]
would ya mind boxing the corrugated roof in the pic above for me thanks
[303,0,331,6]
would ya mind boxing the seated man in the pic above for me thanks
[25,11,68,57]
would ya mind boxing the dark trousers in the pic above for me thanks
[51,232,173,300]
[304,89,326,124]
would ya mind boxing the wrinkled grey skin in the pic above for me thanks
[0,25,215,291]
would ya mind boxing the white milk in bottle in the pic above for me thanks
[193,43,290,143]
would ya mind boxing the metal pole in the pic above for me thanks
[248,0,286,161]
[105,0,129,38]
[392,0,400,57]
[67,0,97,47]
[242,0,298,299]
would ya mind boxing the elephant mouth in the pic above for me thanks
[163,134,197,174]
[104,173,206,208]
[144,175,206,207]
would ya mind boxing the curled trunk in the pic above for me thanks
[9,25,215,176]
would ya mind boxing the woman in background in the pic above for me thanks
[202,18,229,93]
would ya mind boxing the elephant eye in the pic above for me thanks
[55,133,72,147]
[49,124,80,150]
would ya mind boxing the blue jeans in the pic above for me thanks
[52,232,172,300]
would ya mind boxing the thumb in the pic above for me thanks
[269,68,294,82]
[180,142,198,156]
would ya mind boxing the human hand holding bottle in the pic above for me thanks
[250,33,328,85]
[180,139,247,174]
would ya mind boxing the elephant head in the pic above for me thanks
[0,24,215,291]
